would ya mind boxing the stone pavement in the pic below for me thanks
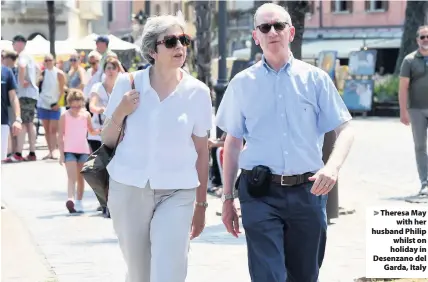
[1,117,427,282]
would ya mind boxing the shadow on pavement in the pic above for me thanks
[69,238,118,245]
[381,194,428,204]
[191,223,247,245]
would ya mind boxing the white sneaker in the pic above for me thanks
[419,185,428,196]
[74,200,84,213]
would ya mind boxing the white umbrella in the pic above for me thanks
[0,40,13,51]
[66,33,139,51]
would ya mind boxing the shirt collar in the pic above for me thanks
[261,53,293,75]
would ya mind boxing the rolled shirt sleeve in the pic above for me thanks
[215,79,245,139]
[192,85,213,137]
[316,71,352,135]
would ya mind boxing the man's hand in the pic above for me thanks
[222,200,240,237]
[11,121,22,136]
[400,110,410,126]
[308,166,338,196]
[23,80,30,88]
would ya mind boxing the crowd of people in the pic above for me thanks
[0,34,136,215]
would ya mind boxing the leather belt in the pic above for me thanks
[242,170,314,187]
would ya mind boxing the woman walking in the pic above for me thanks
[59,89,100,213]
[101,14,212,282]
[88,57,120,153]
[67,52,86,91]
[37,54,66,160]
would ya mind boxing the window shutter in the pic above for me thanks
[348,1,353,13]
[331,0,336,12]
[365,0,370,11]
[383,0,389,11]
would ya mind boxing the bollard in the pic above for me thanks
[323,130,339,222]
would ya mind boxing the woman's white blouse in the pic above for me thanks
[104,67,213,190]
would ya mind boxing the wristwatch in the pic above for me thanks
[195,201,208,208]
[221,193,234,203]
[15,117,22,124]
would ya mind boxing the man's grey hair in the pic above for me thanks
[253,3,292,29]
[88,50,102,61]
[140,13,186,65]
[417,25,428,37]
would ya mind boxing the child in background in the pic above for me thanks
[58,89,100,213]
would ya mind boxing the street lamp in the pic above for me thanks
[214,0,228,138]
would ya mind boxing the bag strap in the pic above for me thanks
[112,73,135,151]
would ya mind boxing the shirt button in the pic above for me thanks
[281,113,285,117]
[279,95,282,98]
[283,133,287,136]
[283,151,288,155]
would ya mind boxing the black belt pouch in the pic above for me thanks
[246,165,272,198]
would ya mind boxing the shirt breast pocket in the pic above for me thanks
[298,100,318,125]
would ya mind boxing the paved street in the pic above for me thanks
[1,117,427,282]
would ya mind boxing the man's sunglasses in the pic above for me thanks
[419,35,428,40]
[256,22,289,34]
[69,58,77,62]
[156,34,191,49]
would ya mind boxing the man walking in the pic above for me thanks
[5,35,39,162]
[1,65,22,161]
[399,25,428,196]
[216,4,355,282]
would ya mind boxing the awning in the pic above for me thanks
[365,38,401,49]
[302,39,365,59]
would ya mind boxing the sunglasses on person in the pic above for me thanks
[69,58,77,62]
[44,59,53,62]
[105,65,117,71]
[419,35,428,40]
[89,61,98,65]
[156,34,191,49]
[256,22,289,34]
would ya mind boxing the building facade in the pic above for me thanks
[68,0,103,39]
[1,0,69,40]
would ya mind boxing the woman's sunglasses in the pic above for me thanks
[256,22,289,34]
[69,58,77,62]
[156,34,191,49]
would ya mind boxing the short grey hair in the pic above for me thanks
[417,25,428,37]
[254,3,292,29]
[141,13,186,65]
[88,50,102,61]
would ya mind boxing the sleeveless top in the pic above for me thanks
[63,110,90,154]
[87,82,110,142]
[68,70,81,89]
[38,67,59,109]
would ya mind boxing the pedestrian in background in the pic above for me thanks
[102,14,212,282]
[37,54,66,160]
[58,89,100,213]
[399,25,428,196]
[1,65,22,161]
[216,3,354,282]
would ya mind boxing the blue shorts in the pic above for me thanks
[37,107,61,121]
[64,152,89,163]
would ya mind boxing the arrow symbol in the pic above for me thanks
[374,211,379,216]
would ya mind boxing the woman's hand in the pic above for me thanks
[117,89,139,117]
[190,206,206,240]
